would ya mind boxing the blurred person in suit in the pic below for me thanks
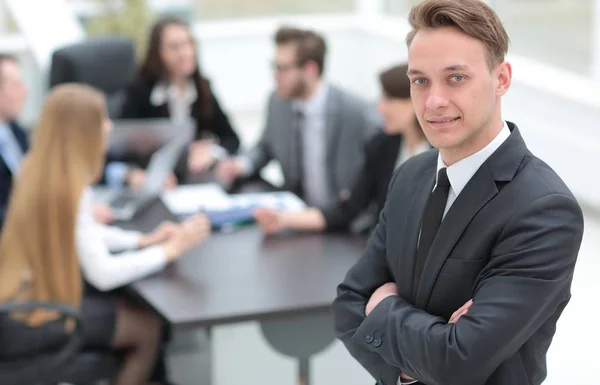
[0,84,210,385]
[0,54,28,229]
[254,64,430,234]
[0,54,115,227]
[332,1,584,385]
[120,15,241,188]
[215,26,379,208]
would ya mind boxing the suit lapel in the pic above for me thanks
[414,122,528,308]
[9,122,28,153]
[415,165,498,308]
[400,160,436,304]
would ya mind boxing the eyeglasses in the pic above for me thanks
[271,62,302,72]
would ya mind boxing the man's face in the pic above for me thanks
[0,60,27,121]
[272,43,306,100]
[407,27,510,161]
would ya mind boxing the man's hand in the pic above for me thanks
[138,221,180,249]
[253,208,285,234]
[214,158,245,184]
[92,204,114,224]
[188,139,217,173]
[366,282,398,316]
[449,299,473,324]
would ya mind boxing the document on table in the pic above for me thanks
[160,183,232,215]
[161,184,307,216]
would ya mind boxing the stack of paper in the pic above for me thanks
[160,183,232,216]
[229,191,306,212]
[161,184,307,217]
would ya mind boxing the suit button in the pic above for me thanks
[365,334,374,343]
[373,338,382,347]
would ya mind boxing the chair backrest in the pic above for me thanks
[49,35,137,118]
[0,301,82,385]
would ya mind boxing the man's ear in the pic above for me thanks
[495,61,512,97]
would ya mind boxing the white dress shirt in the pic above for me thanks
[399,121,510,385]
[436,121,510,218]
[0,122,24,174]
[294,83,331,208]
[76,187,166,291]
[151,80,228,159]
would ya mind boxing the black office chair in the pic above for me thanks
[49,35,137,118]
[0,301,118,385]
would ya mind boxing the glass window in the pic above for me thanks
[0,2,19,33]
[493,0,594,75]
[385,0,421,15]
[385,0,595,76]
[193,0,355,20]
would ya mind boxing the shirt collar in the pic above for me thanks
[436,120,510,196]
[150,79,197,107]
[293,83,328,116]
[0,121,12,142]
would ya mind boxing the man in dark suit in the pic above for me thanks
[332,1,585,385]
[0,55,29,228]
[215,26,378,208]
[0,55,115,228]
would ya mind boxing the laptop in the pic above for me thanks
[107,133,191,221]
[107,118,193,159]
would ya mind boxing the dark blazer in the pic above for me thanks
[332,123,584,385]
[0,122,28,228]
[322,132,401,231]
[119,76,241,178]
[247,86,380,203]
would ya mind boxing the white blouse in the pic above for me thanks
[395,140,432,170]
[76,187,166,291]
[150,80,228,159]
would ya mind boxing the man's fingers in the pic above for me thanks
[450,307,470,324]
[449,299,474,323]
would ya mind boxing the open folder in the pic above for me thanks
[161,183,306,228]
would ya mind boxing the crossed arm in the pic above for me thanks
[332,191,584,385]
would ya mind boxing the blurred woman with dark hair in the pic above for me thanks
[121,15,240,186]
[253,64,431,233]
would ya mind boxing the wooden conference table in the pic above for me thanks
[115,182,367,385]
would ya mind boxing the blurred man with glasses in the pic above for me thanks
[216,26,379,214]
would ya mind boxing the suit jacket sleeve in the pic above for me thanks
[245,94,276,175]
[348,192,584,385]
[332,166,406,384]
[322,134,384,231]
[210,92,240,154]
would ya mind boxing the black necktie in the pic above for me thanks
[414,168,451,291]
[294,109,305,196]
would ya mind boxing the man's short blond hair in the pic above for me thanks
[406,0,510,69]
